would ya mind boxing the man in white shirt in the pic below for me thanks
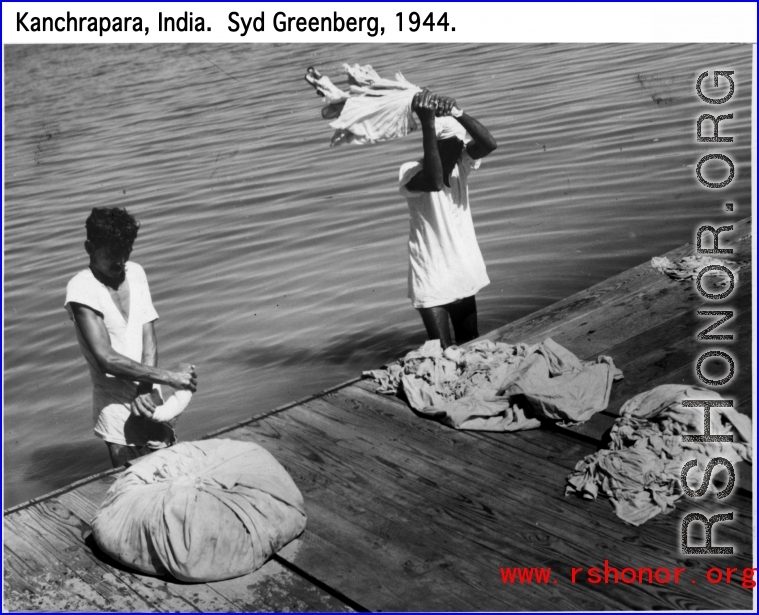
[65,207,197,466]
[399,89,497,348]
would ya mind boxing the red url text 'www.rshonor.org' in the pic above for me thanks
[500,562,757,589]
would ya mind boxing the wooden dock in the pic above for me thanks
[4,219,753,612]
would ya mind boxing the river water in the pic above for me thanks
[3,43,753,507]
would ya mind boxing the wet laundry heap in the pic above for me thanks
[565,385,752,526]
[364,338,623,432]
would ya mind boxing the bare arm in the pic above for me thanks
[70,303,197,392]
[132,321,160,418]
[406,89,444,192]
[142,321,158,368]
[432,95,497,160]
[460,112,497,160]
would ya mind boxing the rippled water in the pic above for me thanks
[3,43,753,508]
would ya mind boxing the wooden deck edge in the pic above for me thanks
[3,376,364,518]
[202,375,365,441]
[3,465,124,516]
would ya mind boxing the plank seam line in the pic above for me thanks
[271,553,371,613]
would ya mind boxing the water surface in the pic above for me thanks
[3,43,753,507]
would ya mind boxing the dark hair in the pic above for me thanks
[85,207,140,255]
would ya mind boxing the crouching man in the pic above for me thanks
[64,207,197,466]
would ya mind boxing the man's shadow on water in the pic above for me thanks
[232,328,429,371]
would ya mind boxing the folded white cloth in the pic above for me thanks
[150,388,192,422]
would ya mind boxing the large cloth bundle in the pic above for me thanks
[92,439,306,582]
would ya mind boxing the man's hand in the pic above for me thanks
[131,381,157,418]
[168,363,198,392]
[434,95,457,117]
[412,89,437,123]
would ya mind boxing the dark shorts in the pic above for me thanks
[105,442,157,467]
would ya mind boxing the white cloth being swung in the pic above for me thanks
[307,63,467,146]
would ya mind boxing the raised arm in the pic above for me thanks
[406,89,444,192]
[70,303,197,398]
[458,112,497,160]
[431,94,497,160]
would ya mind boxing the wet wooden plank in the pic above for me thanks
[3,512,162,612]
[225,391,751,611]
[337,384,754,541]
[335,387,753,606]
[2,539,116,612]
[224,413,617,611]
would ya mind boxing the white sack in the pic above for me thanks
[92,439,306,582]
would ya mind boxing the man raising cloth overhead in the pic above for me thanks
[399,89,497,348]
[65,207,197,466]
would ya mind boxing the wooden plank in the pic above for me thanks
[333,385,754,543]
[4,506,211,612]
[479,245,693,346]
[3,514,161,612]
[225,416,606,610]
[318,389,753,608]
[277,508,470,612]
[557,281,751,444]
[351,378,595,472]
[228,395,750,610]
[353,378,752,512]
[338,382,754,569]
[3,540,114,612]
[206,556,355,613]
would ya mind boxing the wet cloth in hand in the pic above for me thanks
[565,385,752,526]
[364,338,622,431]
[306,63,422,146]
[92,439,307,582]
